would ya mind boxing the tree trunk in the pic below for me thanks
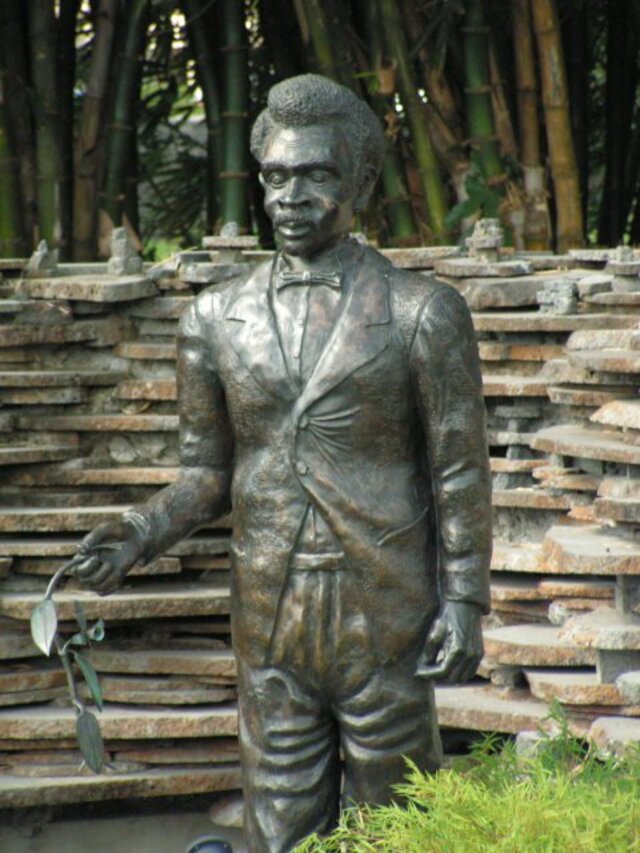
[380,0,449,242]
[101,0,148,232]
[29,0,65,249]
[561,0,589,229]
[530,0,583,250]
[512,0,551,250]
[57,0,78,260]
[219,0,250,229]
[73,0,117,260]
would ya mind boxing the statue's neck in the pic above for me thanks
[280,235,350,274]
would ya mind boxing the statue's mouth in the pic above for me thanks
[277,220,312,237]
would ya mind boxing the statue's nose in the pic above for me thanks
[278,175,308,206]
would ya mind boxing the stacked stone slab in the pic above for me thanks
[2,226,640,808]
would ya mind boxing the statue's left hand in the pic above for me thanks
[415,600,483,683]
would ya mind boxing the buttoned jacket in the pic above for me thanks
[173,243,492,667]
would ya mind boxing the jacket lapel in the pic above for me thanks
[296,247,391,415]
[223,260,297,401]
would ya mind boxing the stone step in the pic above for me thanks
[483,624,595,666]
[0,533,230,558]
[585,291,640,307]
[541,525,640,575]
[0,445,79,466]
[589,715,640,755]
[479,342,565,362]
[482,376,548,397]
[114,341,177,360]
[490,458,546,474]
[560,608,640,651]
[125,296,193,319]
[542,358,638,386]
[524,668,626,706]
[0,582,231,621]
[87,646,236,678]
[0,625,39,660]
[98,675,236,706]
[0,387,88,405]
[532,468,600,492]
[16,414,178,432]
[491,577,614,603]
[472,312,640,333]
[491,540,542,573]
[591,398,640,431]
[547,384,636,407]
[0,505,230,533]
[12,554,181,577]
[451,275,547,310]
[0,370,126,388]
[532,424,640,466]
[569,349,640,375]
[4,465,179,487]
[434,684,587,735]
[595,496,640,524]
[492,488,571,511]
[117,378,177,401]
[0,764,242,808]
[19,275,157,303]
[567,329,640,351]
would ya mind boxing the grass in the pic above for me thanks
[294,715,640,852]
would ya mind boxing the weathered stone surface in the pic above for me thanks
[483,376,548,397]
[13,555,180,577]
[381,246,462,269]
[5,465,179,487]
[435,685,585,734]
[0,445,78,466]
[0,370,126,387]
[492,489,571,511]
[0,583,230,621]
[560,608,640,651]
[0,316,131,348]
[547,384,635,407]
[114,341,177,360]
[0,625,39,660]
[595,496,640,524]
[99,677,236,705]
[569,348,640,374]
[87,647,236,678]
[589,715,640,755]
[585,291,640,306]
[532,425,640,466]
[491,540,542,573]
[126,296,193,319]
[17,414,179,433]
[0,664,65,693]
[179,262,250,285]
[567,329,640,351]
[0,505,230,533]
[19,275,157,303]
[490,458,546,473]
[479,342,564,362]
[525,669,625,705]
[0,687,65,706]
[538,578,614,599]
[435,258,532,278]
[0,387,88,405]
[0,532,230,558]
[616,671,640,704]
[0,765,242,808]
[473,312,640,333]
[532,467,600,492]
[541,525,640,575]
[117,378,177,401]
[575,274,613,297]
[591,398,640,431]
[483,624,595,666]
[541,359,639,386]
[449,276,548,310]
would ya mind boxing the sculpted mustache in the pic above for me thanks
[274,216,312,227]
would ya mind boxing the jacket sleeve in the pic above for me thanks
[124,294,234,563]
[410,283,492,613]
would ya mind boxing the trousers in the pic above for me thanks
[236,562,442,853]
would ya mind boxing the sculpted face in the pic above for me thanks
[259,125,358,259]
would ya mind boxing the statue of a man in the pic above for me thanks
[77,74,492,853]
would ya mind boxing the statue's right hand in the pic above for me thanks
[74,519,146,596]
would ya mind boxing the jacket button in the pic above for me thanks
[299,415,309,429]
[296,461,308,475]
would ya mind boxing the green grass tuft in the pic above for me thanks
[294,721,640,852]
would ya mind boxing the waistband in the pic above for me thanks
[290,551,345,571]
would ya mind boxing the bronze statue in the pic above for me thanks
[77,74,492,853]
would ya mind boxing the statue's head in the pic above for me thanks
[251,74,384,257]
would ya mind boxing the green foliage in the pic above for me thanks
[295,723,640,853]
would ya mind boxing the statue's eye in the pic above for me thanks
[310,170,331,184]
[266,172,286,188]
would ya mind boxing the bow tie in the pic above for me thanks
[275,269,342,290]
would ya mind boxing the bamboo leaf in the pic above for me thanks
[72,651,104,710]
[76,709,104,773]
[87,619,106,643]
[30,599,58,656]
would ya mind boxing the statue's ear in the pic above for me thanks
[353,164,378,212]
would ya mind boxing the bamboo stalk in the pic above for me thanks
[0,69,26,256]
[0,3,36,247]
[530,0,583,250]
[380,0,449,242]
[184,0,222,231]
[73,0,118,260]
[219,0,250,229]
[29,0,65,248]
[512,0,551,250]
[57,0,79,260]
[101,0,148,230]
[293,0,339,80]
